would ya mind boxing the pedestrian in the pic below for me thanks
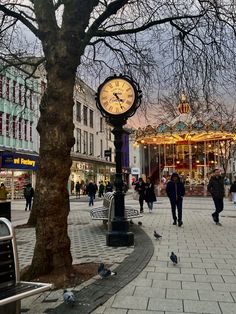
[166,173,185,227]
[23,183,34,211]
[98,181,105,198]
[0,183,9,200]
[224,176,230,197]
[135,177,146,213]
[86,181,96,206]
[75,181,81,199]
[207,168,224,226]
[229,180,236,204]
[145,177,156,213]
[105,181,113,192]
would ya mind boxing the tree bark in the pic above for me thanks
[23,57,77,278]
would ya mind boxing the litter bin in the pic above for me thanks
[0,201,11,221]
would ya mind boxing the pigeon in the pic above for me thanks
[138,221,142,226]
[170,252,178,265]
[63,289,75,306]
[98,263,117,278]
[154,230,162,239]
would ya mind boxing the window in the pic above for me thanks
[29,90,33,110]
[6,78,10,100]
[89,109,93,128]
[30,122,33,141]
[100,117,103,132]
[0,76,2,98]
[18,118,22,139]
[108,128,112,140]
[76,128,81,153]
[89,133,94,155]
[76,101,81,122]
[83,106,88,126]
[24,120,28,140]
[0,112,2,135]
[13,81,16,103]
[13,116,16,138]
[6,114,10,137]
[19,84,22,105]
[83,131,88,154]
[100,139,103,158]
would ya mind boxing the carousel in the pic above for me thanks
[135,94,236,196]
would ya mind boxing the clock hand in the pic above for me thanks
[113,93,124,108]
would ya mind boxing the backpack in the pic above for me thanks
[24,187,32,197]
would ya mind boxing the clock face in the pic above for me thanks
[98,77,136,115]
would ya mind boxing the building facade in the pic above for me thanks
[0,64,41,198]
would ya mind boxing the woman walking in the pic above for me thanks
[145,177,156,213]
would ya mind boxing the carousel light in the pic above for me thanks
[154,146,157,149]
[215,161,217,164]
[153,138,157,142]
[141,139,145,143]
[194,145,197,149]
[208,144,211,148]
[210,160,214,164]
[176,160,180,164]
[196,160,200,163]
[144,145,147,149]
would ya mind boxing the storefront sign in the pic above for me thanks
[131,167,140,175]
[1,153,38,171]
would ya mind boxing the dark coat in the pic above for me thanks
[145,183,156,203]
[230,182,236,193]
[135,181,146,198]
[86,183,96,196]
[166,181,185,201]
[207,175,224,198]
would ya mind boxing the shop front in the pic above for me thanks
[0,152,39,199]
[69,158,116,195]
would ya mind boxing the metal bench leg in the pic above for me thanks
[0,300,21,314]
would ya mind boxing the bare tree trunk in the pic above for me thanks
[23,60,76,278]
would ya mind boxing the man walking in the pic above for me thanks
[24,183,34,211]
[207,169,224,226]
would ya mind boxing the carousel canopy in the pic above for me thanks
[135,95,236,145]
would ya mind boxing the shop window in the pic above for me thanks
[89,109,93,128]
[76,101,81,122]
[18,118,22,139]
[13,81,16,103]
[24,119,28,140]
[76,128,81,153]
[89,133,94,155]
[0,112,2,135]
[0,75,2,98]
[6,78,10,101]
[6,114,10,137]
[30,122,33,141]
[83,105,88,126]
[13,116,17,138]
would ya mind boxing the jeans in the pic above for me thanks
[25,197,32,210]
[170,197,183,223]
[147,202,153,210]
[139,196,145,211]
[89,195,94,206]
[212,197,224,222]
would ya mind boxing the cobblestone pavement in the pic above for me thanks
[9,194,236,313]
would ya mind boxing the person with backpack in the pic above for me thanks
[24,183,34,211]
[75,181,81,199]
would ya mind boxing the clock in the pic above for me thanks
[96,75,141,117]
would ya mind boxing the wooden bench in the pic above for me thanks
[0,217,52,314]
[90,192,142,224]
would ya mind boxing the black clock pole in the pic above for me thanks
[106,117,134,246]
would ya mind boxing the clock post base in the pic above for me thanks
[106,231,134,247]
